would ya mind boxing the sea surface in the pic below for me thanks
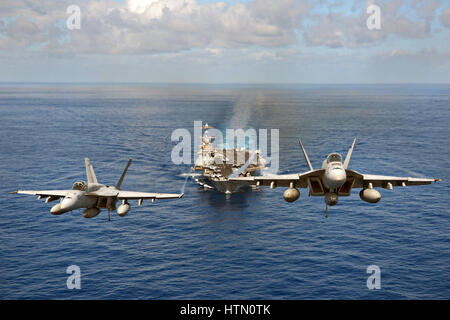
[0,83,448,299]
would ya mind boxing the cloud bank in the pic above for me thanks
[0,0,311,54]
[0,0,448,83]
[1,0,448,54]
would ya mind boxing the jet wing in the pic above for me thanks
[116,191,184,200]
[86,189,119,197]
[11,190,69,197]
[351,172,440,189]
[228,169,325,188]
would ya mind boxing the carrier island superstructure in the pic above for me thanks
[193,123,266,194]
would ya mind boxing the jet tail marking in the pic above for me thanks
[116,159,132,190]
[343,138,357,169]
[85,158,98,184]
[299,139,314,171]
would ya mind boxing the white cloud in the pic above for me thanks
[303,0,440,48]
[1,0,449,55]
[0,0,311,55]
[0,0,449,85]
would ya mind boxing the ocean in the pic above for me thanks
[0,83,448,299]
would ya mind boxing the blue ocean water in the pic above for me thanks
[0,84,448,299]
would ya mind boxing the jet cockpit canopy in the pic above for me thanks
[326,153,343,163]
[72,180,87,191]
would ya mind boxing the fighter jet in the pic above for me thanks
[229,139,441,217]
[11,158,183,220]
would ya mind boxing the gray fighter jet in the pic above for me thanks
[11,158,183,220]
[229,139,441,217]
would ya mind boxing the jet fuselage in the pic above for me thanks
[321,153,347,191]
[54,190,97,213]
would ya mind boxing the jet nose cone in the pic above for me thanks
[333,171,346,183]
[50,204,60,214]
[327,169,347,188]
[60,197,76,210]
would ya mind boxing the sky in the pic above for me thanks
[0,0,449,83]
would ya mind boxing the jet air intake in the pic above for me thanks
[83,207,101,218]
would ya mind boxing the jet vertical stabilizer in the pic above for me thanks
[85,158,98,184]
[343,138,356,169]
[299,139,314,171]
[116,159,132,190]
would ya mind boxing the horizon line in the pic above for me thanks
[0,81,449,86]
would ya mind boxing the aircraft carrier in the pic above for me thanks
[193,123,266,194]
